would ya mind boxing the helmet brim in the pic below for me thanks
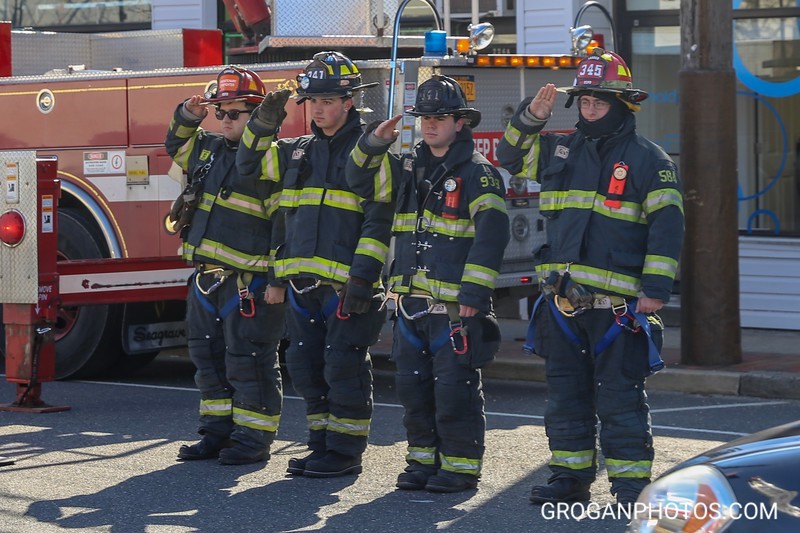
[557,86,649,103]
[292,81,379,103]
[203,95,265,105]
[406,107,482,128]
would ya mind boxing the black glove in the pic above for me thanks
[339,277,374,315]
[254,89,292,132]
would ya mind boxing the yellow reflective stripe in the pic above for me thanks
[264,189,281,218]
[605,458,652,478]
[327,415,370,437]
[421,209,474,237]
[643,255,678,278]
[540,189,596,211]
[241,126,257,149]
[644,188,684,216]
[308,412,328,431]
[174,121,198,140]
[409,272,461,301]
[406,446,436,465]
[355,237,389,263]
[258,145,281,182]
[520,135,540,180]
[273,256,351,282]
[195,239,270,272]
[215,191,269,219]
[199,398,232,417]
[392,213,417,232]
[352,144,369,167]
[535,263,641,297]
[462,263,499,289]
[440,454,481,476]
[322,189,363,213]
[172,131,198,170]
[593,196,646,223]
[376,157,393,203]
[232,406,280,433]
[279,187,325,208]
[468,192,507,219]
[549,449,595,470]
[503,124,521,146]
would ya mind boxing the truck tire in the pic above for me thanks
[54,208,123,379]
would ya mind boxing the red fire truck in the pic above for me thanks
[0,3,580,379]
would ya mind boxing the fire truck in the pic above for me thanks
[0,1,581,379]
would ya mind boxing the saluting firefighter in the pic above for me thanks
[346,75,510,493]
[237,51,393,478]
[166,66,286,465]
[496,49,684,506]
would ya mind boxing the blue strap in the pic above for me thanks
[522,294,664,373]
[191,273,267,320]
[397,315,426,351]
[286,286,340,324]
[397,314,458,354]
[522,295,543,355]
[430,327,453,354]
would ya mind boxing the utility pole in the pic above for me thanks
[679,0,742,365]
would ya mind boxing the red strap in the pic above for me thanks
[604,162,628,209]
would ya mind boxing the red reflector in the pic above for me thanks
[519,276,533,284]
[0,209,26,247]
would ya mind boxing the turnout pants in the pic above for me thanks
[285,284,384,457]
[186,271,285,452]
[393,298,485,478]
[533,301,658,494]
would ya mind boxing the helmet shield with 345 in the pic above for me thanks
[559,48,648,111]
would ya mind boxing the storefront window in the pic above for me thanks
[0,0,152,31]
[627,2,800,235]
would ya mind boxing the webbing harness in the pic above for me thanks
[286,286,339,324]
[396,296,465,355]
[523,294,664,373]
[192,271,267,320]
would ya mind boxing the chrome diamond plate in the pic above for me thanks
[0,151,39,304]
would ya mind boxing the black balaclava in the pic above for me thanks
[576,91,629,140]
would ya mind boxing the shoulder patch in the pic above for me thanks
[555,145,570,159]
[199,149,212,162]
[291,148,305,160]
[403,157,414,172]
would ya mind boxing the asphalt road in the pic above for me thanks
[1,354,799,533]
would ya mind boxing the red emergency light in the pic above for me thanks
[0,209,26,247]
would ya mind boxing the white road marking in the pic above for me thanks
[67,380,759,438]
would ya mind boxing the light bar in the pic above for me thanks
[472,55,579,68]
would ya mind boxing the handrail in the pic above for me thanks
[387,0,443,120]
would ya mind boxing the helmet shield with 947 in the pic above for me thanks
[407,75,481,127]
[559,48,648,111]
[294,51,378,103]
[204,66,266,105]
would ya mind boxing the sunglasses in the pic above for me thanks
[214,108,252,120]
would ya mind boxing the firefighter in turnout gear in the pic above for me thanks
[496,49,684,506]
[237,51,392,478]
[166,66,286,466]
[346,75,510,493]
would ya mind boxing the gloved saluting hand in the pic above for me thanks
[254,88,292,133]
[339,276,374,315]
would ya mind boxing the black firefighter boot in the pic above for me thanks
[287,449,327,476]
[424,470,479,493]
[218,442,270,465]
[529,477,592,504]
[303,451,363,478]
[177,433,233,461]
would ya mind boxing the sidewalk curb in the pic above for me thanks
[371,351,800,400]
